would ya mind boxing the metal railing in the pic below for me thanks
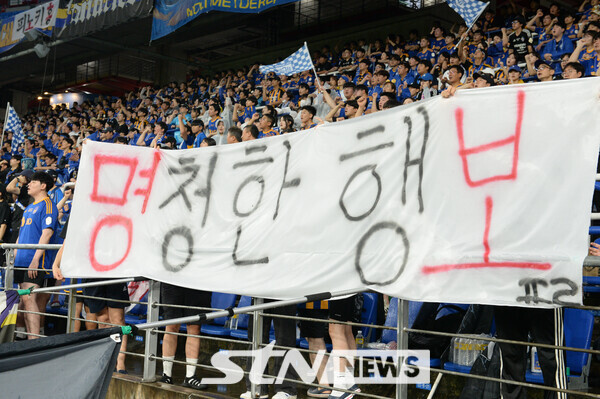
[1,243,600,398]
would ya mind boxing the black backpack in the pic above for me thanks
[408,303,467,358]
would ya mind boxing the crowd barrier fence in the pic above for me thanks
[1,243,600,399]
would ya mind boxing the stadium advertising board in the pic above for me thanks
[151,0,299,41]
[55,0,152,38]
[62,79,600,307]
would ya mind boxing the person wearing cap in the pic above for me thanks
[502,15,534,63]
[507,65,525,84]
[99,127,116,143]
[542,21,574,72]
[13,171,59,340]
[533,59,556,82]
[473,72,495,88]
[418,73,437,98]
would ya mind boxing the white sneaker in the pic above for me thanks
[240,391,268,399]
[272,392,297,399]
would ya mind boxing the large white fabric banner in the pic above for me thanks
[62,79,600,306]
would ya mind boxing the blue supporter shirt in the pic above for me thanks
[430,38,445,54]
[258,129,278,139]
[417,48,435,62]
[15,197,58,271]
[581,53,599,76]
[207,117,222,137]
[298,75,314,86]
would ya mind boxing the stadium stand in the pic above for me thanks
[1,0,599,397]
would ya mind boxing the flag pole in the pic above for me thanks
[452,2,490,51]
[1,102,9,150]
[304,41,322,88]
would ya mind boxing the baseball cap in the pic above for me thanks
[420,73,434,81]
[473,72,495,86]
[508,65,522,73]
[409,81,421,89]
[535,60,552,69]
[513,15,526,25]
[102,126,114,133]
[20,169,34,180]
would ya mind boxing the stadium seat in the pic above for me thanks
[525,308,594,390]
[201,292,238,336]
[229,295,253,340]
[361,293,378,343]
[583,276,600,293]
[589,226,600,235]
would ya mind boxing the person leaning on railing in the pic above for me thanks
[52,217,129,374]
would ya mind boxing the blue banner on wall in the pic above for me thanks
[151,0,299,41]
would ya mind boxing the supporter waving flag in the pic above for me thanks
[446,0,489,28]
[259,43,315,76]
[3,104,25,155]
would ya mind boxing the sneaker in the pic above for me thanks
[159,374,173,384]
[328,385,360,399]
[307,387,332,398]
[272,392,297,399]
[240,391,269,399]
[183,376,208,390]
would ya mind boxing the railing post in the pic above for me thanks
[396,299,409,399]
[4,248,13,290]
[143,279,160,382]
[66,288,76,333]
[250,297,264,398]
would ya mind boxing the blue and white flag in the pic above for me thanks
[259,43,314,76]
[5,104,24,154]
[446,0,489,28]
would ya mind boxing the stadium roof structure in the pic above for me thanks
[0,0,451,96]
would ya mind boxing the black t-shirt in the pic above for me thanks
[508,30,533,62]
[60,216,69,240]
[0,201,11,242]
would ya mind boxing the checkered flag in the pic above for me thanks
[259,43,314,76]
[446,0,489,28]
[5,104,24,154]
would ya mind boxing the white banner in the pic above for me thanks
[62,79,600,307]
[12,0,59,41]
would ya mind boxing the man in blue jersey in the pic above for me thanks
[14,171,58,339]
